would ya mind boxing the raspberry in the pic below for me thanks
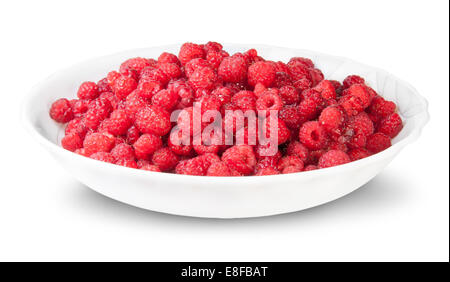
[304,165,318,171]
[113,75,138,100]
[185,58,211,78]
[329,80,344,96]
[286,141,309,163]
[346,133,366,149]
[97,78,112,93]
[77,82,99,100]
[90,152,116,164]
[135,106,171,136]
[119,57,152,76]
[378,113,403,138]
[83,132,115,156]
[206,161,233,176]
[218,56,247,83]
[136,80,162,99]
[124,91,148,117]
[152,147,179,171]
[222,145,256,175]
[343,75,365,89]
[247,61,276,87]
[107,71,121,86]
[175,158,206,176]
[74,148,89,157]
[279,86,300,105]
[338,94,364,116]
[366,133,391,153]
[298,89,325,120]
[231,90,256,112]
[278,156,304,174]
[288,57,314,68]
[255,167,280,176]
[319,106,345,133]
[140,164,161,172]
[329,140,348,152]
[65,117,87,138]
[158,52,180,66]
[273,72,294,88]
[256,90,283,114]
[168,129,193,156]
[345,84,371,108]
[261,116,291,145]
[368,96,396,118]
[199,153,221,170]
[178,43,205,65]
[102,109,132,136]
[288,61,312,81]
[348,148,371,161]
[318,150,351,168]
[70,99,90,117]
[309,68,324,86]
[188,66,217,89]
[140,67,169,86]
[115,159,138,168]
[278,105,302,129]
[61,133,83,152]
[206,50,228,69]
[204,41,223,52]
[83,98,112,130]
[348,112,374,137]
[299,121,328,150]
[158,62,182,80]
[126,125,140,144]
[49,98,73,123]
[111,143,135,161]
[293,78,312,93]
[151,89,179,111]
[133,133,163,159]
[313,80,336,100]
[211,87,233,105]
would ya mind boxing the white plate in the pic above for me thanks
[22,44,429,218]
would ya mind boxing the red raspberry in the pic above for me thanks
[319,106,345,133]
[329,80,344,96]
[74,148,88,157]
[261,116,291,145]
[308,149,326,165]
[49,98,73,123]
[255,167,280,176]
[140,164,161,172]
[70,99,90,117]
[348,112,374,137]
[83,98,112,130]
[273,72,293,88]
[211,87,233,105]
[107,71,121,86]
[116,159,138,169]
[256,90,283,114]
[126,125,140,144]
[113,75,138,100]
[124,91,148,117]
[343,75,365,89]
[346,133,367,149]
[178,43,205,65]
[175,158,206,176]
[313,80,336,100]
[318,150,351,168]
[152,147,179,171]
[368,96,396,118]
[288,61,312,81]
[309,68,324,86]
[61,133,83,152]
[83,132,115,156]
[218,55,248,83]
[140,67,169,86]
[133,133,163,159]
[378,113,403,138]
[247,61,276,87]
[366,133,391,153]
[206,161,233,176]
[286,141,309,163]
[204,41,223,52]
[65,117,87,138]
[158,62,182,80]
[135,80,162,99]
[151,89,179,111]
[185,58,211,78]
[168,129,193,156]
[188,66,217,89]
[299,121,328,150]
[288,57,314,68]
[119,57,152,76]
[304,165,318,171]
[97,78,112,93]
[279,86,300,105]
[222,145,256,175]
[206,50,229,69]
[298,89,326,120]
[158,52,180,66]
[77,82,99,100]
[101,109,132,136]
[111,143,135,161]
[278,156,304,174]
[345,84,371,108]
[90,152,116,163]
[137,159,150,168]
[338,94,364,116]
[198,153,221,170]
[279,105,303,129]
[293,78,312,93]
[348,148,371,161]
[135,106,171,136]
[231,90,256,112]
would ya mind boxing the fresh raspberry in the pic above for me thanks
[279,86,300,105]
[255,167,280,176]
[97,78,112,93]
[168,129,193,156]
[309,68,324,86]
[304,165,318,171]
[222,145,256,175]
[101,109,132,136]
[83,98,112,130]
[346,133,367,149]
[253,83,266,96]
[113,75,138,100]
[70,99,90,117]
[345,84,371,108]
[231,90,256,112]
[175,158,206,176]
[185,58,211,78]
[218,55,248,83]
[135,106,171,136]
[206,161,234,176]
[49,98,73,123]
[158,52,180,66]
[206,50,229,69]
[119,57,152,76]
[204,41,223,52]
[368,96,396,118]
[74,148,89,157]
[211,87,233,105]
[140,67,170,86]
[298,89,326,120]
[136,159,151,168]
[77,82,99,100]
[90,152,116,163]
[99,91,120,109]
[65,117,87,138]
[111,143,135,161]
[83,132,115,156]
[135,80,162,99]
[152,147,179,171]
[256,90,283,114]
[286,141,309,163]
[273,72,294,88]
[115,159,138,168]
[299,121,328,150]
[318,150,350,168]
[124,91,148,117]
[151,89,179,111]
[107,71,121,87]
[288,61,312,81]
[247,61,276,87]
[319,106,345,133]
[261,116,291,145]
[338,94,364,116]
[198,153,221,170]
[313,80,336,100]
[178,43,205,65]
[348,112,374,137]
[328,140,349,152]
[278,156,304,174]
[329,80,344,96]
[343,75,365,89]
[279,105,303,129]
[293,78,312,93]
[61,133,83,152]
[188,66,217,89]
[126,125,140,144]
[366,133,391,153]
[288,57,314,69]
[378,113,403,138]
[348,148,371,161]
[140,164,161,172]
[133,133,163,159]
[158,62,182,80]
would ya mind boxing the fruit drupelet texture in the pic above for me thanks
[49,41,403,176]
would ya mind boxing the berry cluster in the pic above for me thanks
[49,42,403,176]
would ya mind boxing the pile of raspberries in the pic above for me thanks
[49,42,403,176]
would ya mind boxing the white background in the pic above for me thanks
[0,0,448,262]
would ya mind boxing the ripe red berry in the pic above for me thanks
[61,133,83,152]
[135,106,171,136]
[247,61,276,87]
[366,133,391,153]
[111,143,135,161]
[77,82,99,100]
[218,55,248,83]
[286,141,309,163]
[378,113,403,138]
[152,147,179,171]
[188,66,217,89]
[90,152,116,164]
[299,121,328,150]
[50,98,73,123]
[102,109,132,136]
[206,161,233,176]
[319,106,345,133]
[113,75,138,100]
[318,150,351,168]
[222,145,256,175]
[343,75,365,89]
[83,132,115,156]
[348,148,371,161]
[133,133,163,159]
[178,42,205,65]
[278,156,304,174]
